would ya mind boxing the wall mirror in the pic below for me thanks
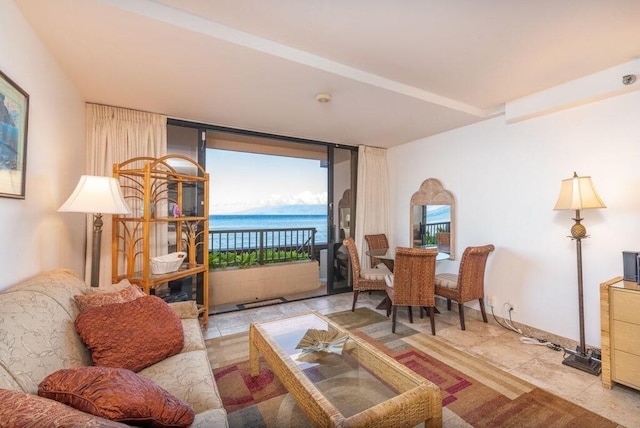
[410,178,455,259]
[338,188,351,239]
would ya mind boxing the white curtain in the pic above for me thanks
[86,103,167,286]
[354,145,390,268]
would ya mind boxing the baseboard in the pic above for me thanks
[434,297,585,352]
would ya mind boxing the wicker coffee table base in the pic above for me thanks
[249,312,442,427]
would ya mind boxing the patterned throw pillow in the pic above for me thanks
[74,283,145,312]
[38,367,194,428]
[85,278,134,294]
[0,388,129,427]
[74,295,184,372]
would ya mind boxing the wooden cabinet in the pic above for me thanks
[111,155,209,327]
[600,276,640,390]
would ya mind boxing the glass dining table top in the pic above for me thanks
[367,247,450,261]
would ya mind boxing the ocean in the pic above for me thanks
[209,214,328,245]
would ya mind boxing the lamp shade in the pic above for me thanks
[58,175,131,214]
[553,172,606,211]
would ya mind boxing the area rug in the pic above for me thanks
[207,308,618,427]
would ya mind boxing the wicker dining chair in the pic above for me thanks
[384,247,439,334]
[434,244,495,330]
[364,233,390,269]
[343,237,391,312]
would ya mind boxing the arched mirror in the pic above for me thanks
[410,178,455,259]
[338,188,351,239]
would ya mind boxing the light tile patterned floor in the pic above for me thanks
[205,291,640,427]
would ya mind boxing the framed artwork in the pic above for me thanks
[0,70,29,199]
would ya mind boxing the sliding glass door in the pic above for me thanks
[167,118,358,308]
[326,146,356,294]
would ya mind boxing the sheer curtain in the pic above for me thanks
[354,145,390,268]
[86,103,167,286]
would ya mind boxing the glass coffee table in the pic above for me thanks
[249,311,442,427]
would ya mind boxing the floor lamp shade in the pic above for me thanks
[554,172,606,211]
[59,175,131,287]
[553,171,605,376]
[58,175,131,214]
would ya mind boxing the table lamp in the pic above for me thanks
[553,171,606,375]
[59,175,131,287]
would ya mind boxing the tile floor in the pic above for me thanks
[204,291,640,427]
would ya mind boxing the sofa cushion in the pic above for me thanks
[192,409,230,428]
[168,300,199,319]
[38,366,194,427]
[0,388,129,428]
[74,283,145,312]
[0,290,91,394]
[75,295,184,372]
[11,269,89,318]
[139,339,223,415]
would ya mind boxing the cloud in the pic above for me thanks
[212,190,327,214]
[259,190,327,206]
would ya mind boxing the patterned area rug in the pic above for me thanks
[207,308,619,427]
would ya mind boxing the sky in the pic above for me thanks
[206,149,327,214]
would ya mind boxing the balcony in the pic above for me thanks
[208,227,316,268]
[207,227,325,311]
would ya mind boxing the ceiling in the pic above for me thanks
[15,0,640,148]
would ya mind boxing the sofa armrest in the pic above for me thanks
[167,300,198,319]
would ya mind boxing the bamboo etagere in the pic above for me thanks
[111,155,209,328]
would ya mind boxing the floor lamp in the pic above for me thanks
[59,175,131,287]
[553,172,606,376]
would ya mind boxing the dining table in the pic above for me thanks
[367,247,450,269]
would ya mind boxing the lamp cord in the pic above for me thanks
[490,306,563,352]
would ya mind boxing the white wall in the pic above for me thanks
[0,0,86,289]
[388,90,640,347]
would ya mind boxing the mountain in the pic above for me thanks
[239,204,326,215]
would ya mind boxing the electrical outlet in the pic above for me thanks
[488,295,497,307]
[507,300,515,313]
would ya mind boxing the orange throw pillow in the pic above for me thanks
[38,366,194,428]
[74,284,145,312]
[75,295,184,372]
[0,388,129,427]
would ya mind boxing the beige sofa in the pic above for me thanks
[0,269,227,427]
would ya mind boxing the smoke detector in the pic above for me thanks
[315,93,331,103]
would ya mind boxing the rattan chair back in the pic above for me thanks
[434,244,495,330]
[343,237,388,311]
[364,233,389,267]
[391,247,438,307]
[386,246,439,334]
[455,244,495,302]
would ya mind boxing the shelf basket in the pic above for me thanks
[150,252,186,275]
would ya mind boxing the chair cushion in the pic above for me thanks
[38,366,195,427]
[362,265,391,280]
[435,273,458,289]
[384,274,394,288]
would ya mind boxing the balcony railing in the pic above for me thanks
[208,227,316,268]
[419,221,451,246]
